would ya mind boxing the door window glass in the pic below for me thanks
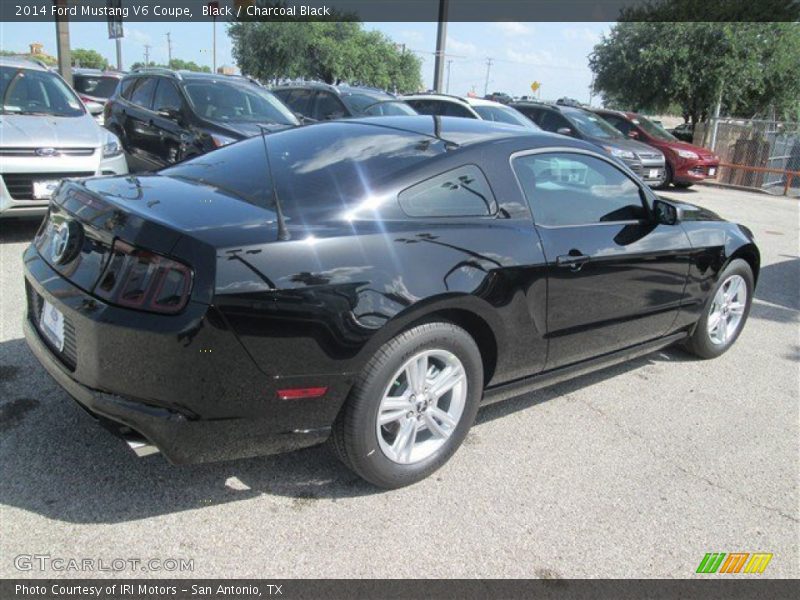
[153,80,183,113]
[129,77,157,109]
[513,152,647,226]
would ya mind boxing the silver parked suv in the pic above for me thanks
[0,57,128,218]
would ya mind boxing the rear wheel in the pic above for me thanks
[684,259,753,359]
[331,322,483,489]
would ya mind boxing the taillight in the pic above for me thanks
[95,240,193,314]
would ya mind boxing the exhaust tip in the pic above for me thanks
[125,437,160,457]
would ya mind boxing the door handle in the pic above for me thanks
[556,253,590,270]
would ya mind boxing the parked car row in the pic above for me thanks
[0,57,128,219]
[0,56,720,219]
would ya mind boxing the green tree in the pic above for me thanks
[71,48,108,69]
[228,21,422,92]
[590,22,800,123]
[168,58,211,73]
[129,59,211,73]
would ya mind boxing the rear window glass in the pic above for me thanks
[162,122,448,218]
[73,75,119,99]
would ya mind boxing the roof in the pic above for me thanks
[402,93,470,105]
[272,82,395,98]
[73,68,125,78]
[0,56,50,71]
[345,115,563,148]
[511,101,590,115]
[463,97,506,107]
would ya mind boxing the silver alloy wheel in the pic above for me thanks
[707,274,747,345]
[375,349,468,465]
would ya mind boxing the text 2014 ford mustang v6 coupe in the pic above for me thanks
[24,116,759,488]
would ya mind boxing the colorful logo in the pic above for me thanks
[696,552,773,574]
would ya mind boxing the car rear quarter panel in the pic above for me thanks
[214,215,549,388]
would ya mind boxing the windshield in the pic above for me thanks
[183,80,299,125]
[73,74,120,99]
[633,114,678,142]
[342,92,392,113]
[473,105,538,129]
[565,110,624,140]
[362,100,417,117]
[0,66,84,117]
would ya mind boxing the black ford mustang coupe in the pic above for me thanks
[24,117,758,488]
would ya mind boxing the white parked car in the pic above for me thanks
[402,93,540,130]
[0,57,127,218]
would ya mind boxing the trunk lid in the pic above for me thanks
[35,174,280,302]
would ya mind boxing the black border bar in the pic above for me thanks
[2,579,799,600]
[1,0,798,23]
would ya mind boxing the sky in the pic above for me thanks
[0,20,611,101]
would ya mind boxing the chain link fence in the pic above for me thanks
[694,119,800,197]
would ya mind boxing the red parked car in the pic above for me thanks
[594,109,720,189]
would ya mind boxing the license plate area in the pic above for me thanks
[39,300,65,352]
[648,169,660,179]
[708,167,717,177]
[33,179,62,200]
[27,282,78,370]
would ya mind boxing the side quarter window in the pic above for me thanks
[513,152,648,227]
[398,165,496,218]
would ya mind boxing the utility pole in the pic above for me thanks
[432,0,449,92]
[212,17,217,73]
[165,32,172,66]
[483,58,493,97]
[143,44,151,67]
[53,0,72,86]
[446,59,453,94]
[115,37,123,71]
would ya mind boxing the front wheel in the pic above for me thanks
[655,163,673,190]
[331,322,483,489]
[684,259,754,359]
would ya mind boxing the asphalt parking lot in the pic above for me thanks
[0,184,797,579]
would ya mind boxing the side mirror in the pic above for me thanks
[556,127,573,137]
[85,101,104,116]
[653,198,683,225]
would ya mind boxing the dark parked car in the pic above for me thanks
[511,102,667,187]
[24,117,758,489]
[593,109,720,189]
[72,68,124,106]
[671,121,695,143]
[105,68,299,171]
[272,83,417,121]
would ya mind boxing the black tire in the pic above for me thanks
[331,321,483,489]
[655,163,673,190]
[674,181,694,189]
[684,259,754,359]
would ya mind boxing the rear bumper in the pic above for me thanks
[25,318,331,463]
[23,247,350,464]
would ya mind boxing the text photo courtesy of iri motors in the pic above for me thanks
[0,1,798,598]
